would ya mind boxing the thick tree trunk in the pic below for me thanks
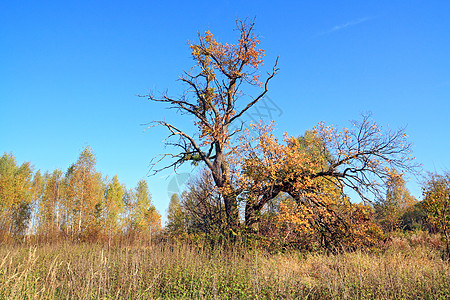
[244,203,258,228]
[210,149,239,231]
[222,193,237,229]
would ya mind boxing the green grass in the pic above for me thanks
[0,240,449,299]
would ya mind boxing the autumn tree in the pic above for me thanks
[145,21,417,243]
[144,20,278,231]
[129,179,161,237]
[65,146,103,239]
[121,187,134,233]
[166,193,185,238]
[422,172,450,247]
[0,153,34,238]
[374,170,416,232]
[28,170,44,235]
[39,169,64,238]
[400,202,428,231]
[103,175,125,241]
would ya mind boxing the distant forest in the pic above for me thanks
[0,147,161,243]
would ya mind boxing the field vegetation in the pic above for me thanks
[1,233,449,299]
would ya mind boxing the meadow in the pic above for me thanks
[1,234,449,299]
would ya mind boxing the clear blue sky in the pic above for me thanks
[1,1,449,222]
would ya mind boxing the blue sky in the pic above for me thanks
[1,1,449,221]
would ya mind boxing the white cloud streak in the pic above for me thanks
[319,16,375,36]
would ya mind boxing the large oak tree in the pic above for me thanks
[146,21,418,235]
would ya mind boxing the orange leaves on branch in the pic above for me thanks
[185,20,268,151]
[237,114,418,241]
[191,22,265,85]
[238,121,331,200]
[277,197,314,234]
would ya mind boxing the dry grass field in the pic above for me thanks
[0,236,449,299]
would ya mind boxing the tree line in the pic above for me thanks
[0,147,161,243]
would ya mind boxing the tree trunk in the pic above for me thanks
[223,193,238,230]
[208,149,239,232]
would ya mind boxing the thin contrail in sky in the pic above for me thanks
[319,16,376,36]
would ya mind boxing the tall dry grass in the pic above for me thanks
[0,239,449,299]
